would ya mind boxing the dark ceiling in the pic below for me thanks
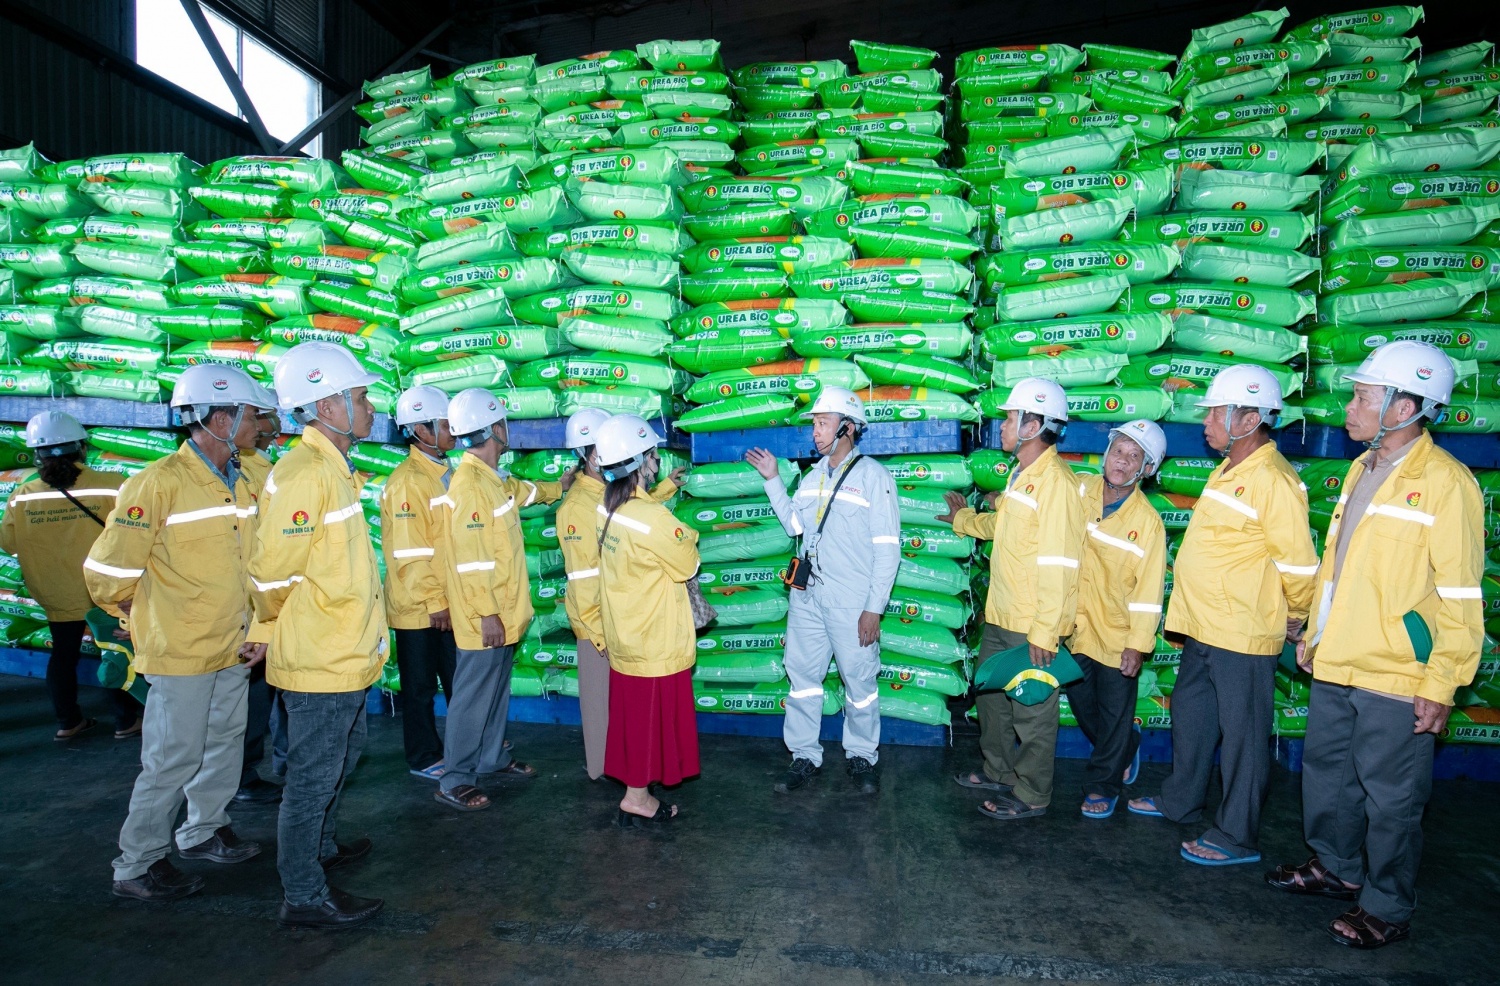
[350,0,1495,75]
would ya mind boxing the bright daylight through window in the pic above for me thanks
[135,0,322,155]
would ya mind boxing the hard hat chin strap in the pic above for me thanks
[198,405,247,470]
[602,455,643,483]
[403,421,442,455]
[1219,404,1272,458]
[300,391,357,438]
[1367,386,1441,450]
[1102,439,1148,492]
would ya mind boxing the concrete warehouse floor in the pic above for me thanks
[1,675,1495,986]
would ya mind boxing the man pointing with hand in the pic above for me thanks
[747,388,901,797]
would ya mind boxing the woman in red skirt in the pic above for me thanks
[592,415,701,825]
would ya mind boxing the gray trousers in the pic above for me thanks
[440,644,516,792]
[576,639,609,781]
[1303,681,1434,925]
[975,624,1061,807]
[1158,637,1275,854]
[113,663,250,880]
[1066,652,1141,800]
[782,588,880,767]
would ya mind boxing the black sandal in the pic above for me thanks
[1265,857,1361,900]
[616,803,678,828]
[488,760,536,782]
[434,785,491,812]
[1327,907,1409,950]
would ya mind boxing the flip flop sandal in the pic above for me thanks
[1327,907,1410,950]
[1127,795,1166,818]
[1122,727,1142,786]
[1181,838,1261,867]
[1081,794,1118,819]
[977,794,1047,821]
[409,762,447,780]
[1264,858,1361,900]
[953,770,1012,792]
[114,719,143,740]
[434,785,491,812]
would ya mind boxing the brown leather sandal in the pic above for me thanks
[1327,906,1410,950]
[434,785,491,812]
[1264,857,1361,900]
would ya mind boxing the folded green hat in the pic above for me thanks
[973,642,1083,705]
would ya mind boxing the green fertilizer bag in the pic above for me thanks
[511,285,684,325]
[1136,138,1324,176]
[399,258,561,305]
[997,198,1135,250]
[787,322,970,359]
[853,353,980,392]
[667,327,792,374]
[1177,244,1321,288]
[561,312,673,356]
[388,325,566,367]
[979,242,1179,287]
[1327,204,1500,250]
[399,287,514,335]
[893,555,969,596]
[1316,280,1481,325]
[172,241,269,278]
[513,352,687,393]
[992,273,1130,322]
[969,449,1017,491]
[1171,314,1308,362]
[700,586,792,626]
[1339,128,1500,177]
[789,258,972,297]
[861,387,980,424]
[1121,211,1313,251]
[896,524,973,559]
[677,499,780,533]
[999,127,1134,178]
[675,394,797,432]
[1321,246,1500,291]
[671,298,848,336]
[407,354,508,392]
[989,350,1128,388]
[981,312,1174,359]
[697,522,796,562]
[1308,322,1500,363]
[885,586,972,630]
[685,358,867,403]
[1175,170,1321,212]
[1117,281,1315,326]
[876,655,967,697]
[0,243,88,279]
[684,459,800,499]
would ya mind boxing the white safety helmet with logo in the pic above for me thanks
[23,410,88,458]
[593,413,664,481]
[394,385,451,428]
[274,341,382,435]
[564,407,612,451]
[1000,377,1069,435]
[1106,418,1168,481]
[1345,340,1455,448]
[1195,363,1282,455]
[800,386,868,425]
[249,381,280,420]
[171,364,277,465]
[447,387,507,448]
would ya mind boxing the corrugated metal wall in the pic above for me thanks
[0,0,405,163]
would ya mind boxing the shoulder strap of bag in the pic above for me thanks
[805,453,862,549]
[59,488,106,527]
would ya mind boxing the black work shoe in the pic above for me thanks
[847,756,879,795]
[233,777,283,804]
[179,826,261,864]
[278,886,384,930]
[773,757,821,794]
[112,858,205,902]
[321,837,373,873]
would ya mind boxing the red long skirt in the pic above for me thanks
[604,667,700,788]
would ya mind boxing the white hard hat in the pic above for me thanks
[24,410,87,451]
[1195,364,1284,414]
[394,385,451,427]
[1345,340,1456,408]
[594,413,664,470]
[171,363,274,416]
[565,407,612,449]
[1000,377,1069,422]
[1107,418,1168,471]
[447,387,507,438]
[250,381,279,415]
[273,341,382,412]
[799,386,867,425]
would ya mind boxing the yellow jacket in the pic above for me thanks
[596,487,700,677]
[1307,433,1486,705]
[83,444,261,676]
[1068,476,1167,668]
[556,472,678,650]
[952,445,1086,650]
[239,449,273,498]
[250,427,387,692]
[380,448,453,630]
[1166,441,1319,656]
[1,466,122,622]
[446,453,562,650]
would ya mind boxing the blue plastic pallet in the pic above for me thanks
[505,417,673,452]
[978,418,1500,469]
[0,394,403,444]
[690,420,965,463]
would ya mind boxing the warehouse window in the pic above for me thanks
[135,0,322,155]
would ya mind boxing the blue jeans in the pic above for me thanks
[277,689,367,906]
